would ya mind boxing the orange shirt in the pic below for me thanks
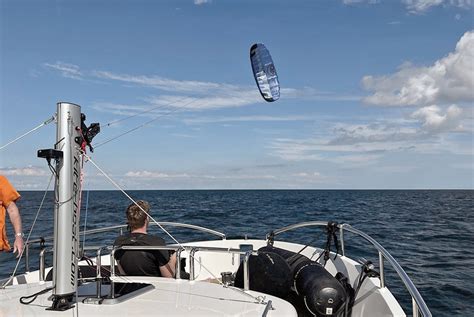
[0,176,21,251]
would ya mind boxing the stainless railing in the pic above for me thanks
[110,245,257,291]
[32,220,431,316]
[25,221,226,271]
[270,221,431,317]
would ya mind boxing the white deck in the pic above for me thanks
[1,239,406,316]
[0,278,297,316]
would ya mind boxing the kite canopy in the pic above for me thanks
[250,43,280,102]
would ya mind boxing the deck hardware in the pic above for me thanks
[262,300,273,316]
[221,272,233,286]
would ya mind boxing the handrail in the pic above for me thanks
[24,221,226,271]
[341,224,431,317]
[110,245,257,291]
[271,221,328,236]
[269,221,431,317]
[29,219,431,316]
[27,222,226,245]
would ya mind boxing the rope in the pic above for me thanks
[0,116,55,151]
[82,188,90,251]
[1,174,55,289]
[94,97,200,149]
[82,154,262,303]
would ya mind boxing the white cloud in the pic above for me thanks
[194,0,211,4]
[281,87,361,101]
[403,0,473,13]
[201,174,277,180]
[362,30,474,106]
[342,0,379,4]
[124,170,276,181]
[403,0,443,12]
[332,153,383,166]
[148,95,261,110]
[194,0,212,5]
[125,171,189,178]
[44,62,360,110]
[184,114,316,124]
[270,134,404,162]
[93,71,226,94]
[327,122,419,145]
[294,171,322,178]
[268,108,471,163]
[0,166,48,176]
[44,62,83,80]
[92,102,152,117]
[411,104,464,132]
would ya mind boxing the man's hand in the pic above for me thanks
[13,235,24,258]
[159,253,177,278]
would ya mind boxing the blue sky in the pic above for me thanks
[1,0,473,190]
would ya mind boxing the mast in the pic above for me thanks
[50,102,83,310]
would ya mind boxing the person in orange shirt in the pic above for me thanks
[0,175,24,258]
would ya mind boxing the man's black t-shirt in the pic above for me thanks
[114,233,170,276]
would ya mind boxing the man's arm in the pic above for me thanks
[6,201,24,257]
[159,252,176,278]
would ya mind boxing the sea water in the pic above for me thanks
[1,190,473,316]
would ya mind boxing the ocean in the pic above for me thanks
[1,190,473,316]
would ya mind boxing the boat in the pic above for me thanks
[0,45,431,317]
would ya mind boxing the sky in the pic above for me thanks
[0,0,473,190]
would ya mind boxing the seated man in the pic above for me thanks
[114,200,176,277]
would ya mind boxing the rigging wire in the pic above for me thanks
[103,96,190,128]
[82,153,263,303]
[1,174,55,289]
[0,115,55,151]
[93,97,200,149]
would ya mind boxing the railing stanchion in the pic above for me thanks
[110,249,116,277]
[189,248,197,280]
[39,248,47,281]
[243,251,252,291]
[379,250,385,288]
[413,297,419,317]
[96,248,102,298]
[110,248,116,299]
[340,225,345,257]
[176,247,184,279]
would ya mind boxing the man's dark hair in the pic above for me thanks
[126,200,150,230]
